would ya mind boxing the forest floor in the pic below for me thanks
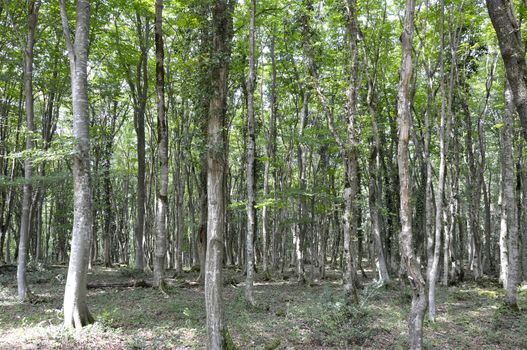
[0,264,526,349]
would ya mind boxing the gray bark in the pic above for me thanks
[59,0,95,328]
[205,0,234,348]
[131,14,149,271]
[486,0,527,140]
[17,0,38,302]
[245,0,256,306]
[397,0,427,347]
[153,0,168,288]
[366,68,390,285]
[502,80,520,308]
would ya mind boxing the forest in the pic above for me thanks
[1,0,527,348]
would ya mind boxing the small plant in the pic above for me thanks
[303,286,374,347]
[99,308,118,327]
[118,266,145,279]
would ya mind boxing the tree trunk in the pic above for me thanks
[205,1,234,348]
[245,0,257,306]
[17,0,38,302]
[522,151,527,281]
[366,74,390,285]
[486,0,527,140]
[428,0,456,319]
[132,14,149,272]
[153,0,168,288]
[103,139,113,268]
[397,0,427,347]
[59,0,94,328]
[502,80,520,308]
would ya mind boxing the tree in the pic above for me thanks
[17,0,39,302]
[486,0,527,140]
[501,80,519,308]
[205,0,235,348]
[59,0,95,328]
[397,0,427,347]
[486,0,523,307]
[153,0,168,288]
[245,0,257,307]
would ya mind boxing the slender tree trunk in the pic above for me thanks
[343,0,361,298]
[103,139,113,268]
[17,0,38,302]
[153,0,168,287]
[59,0,94,328]
[522,151,527,281]
[367,78,390,285]
[269,33,278,271]
[397,0,427,347]
[502,80,520,308]
[205,1,234,348]
[428,0,455,319]
[245,0,257,306]
[131,14,149,271]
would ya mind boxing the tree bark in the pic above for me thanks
[245,0,257,306]
[486,0,527,140]
[130,13,149,272]
[17,0,38,302]
[502,80,520,308]
[59,0,95,328]
[205,0,235,348]
[153,0,168,288]
[366,66,390,285]
[397,0,427,347]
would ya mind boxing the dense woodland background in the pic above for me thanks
[1,0,527,349]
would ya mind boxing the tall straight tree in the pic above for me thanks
[502,81,520,308]
[17,0,39,302]
[342,0,361,297]
[205,0,235,348]
[153,0,168,288]
[427,0,456,321]
[113,9,150,271]
[397,0,427,347]
[59,0,95,328]
[133,14,149,272]
[486,0,523,307]
[245,0,257,307]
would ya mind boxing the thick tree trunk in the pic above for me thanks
[486,0,527,140]
[245,0,257,306]
[397,0,427,347]
[59,0,94,328]
[205,1,234,348]
[17,0,38,302]
[153,0,168,288]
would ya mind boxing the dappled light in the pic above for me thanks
[1,0,527,348]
